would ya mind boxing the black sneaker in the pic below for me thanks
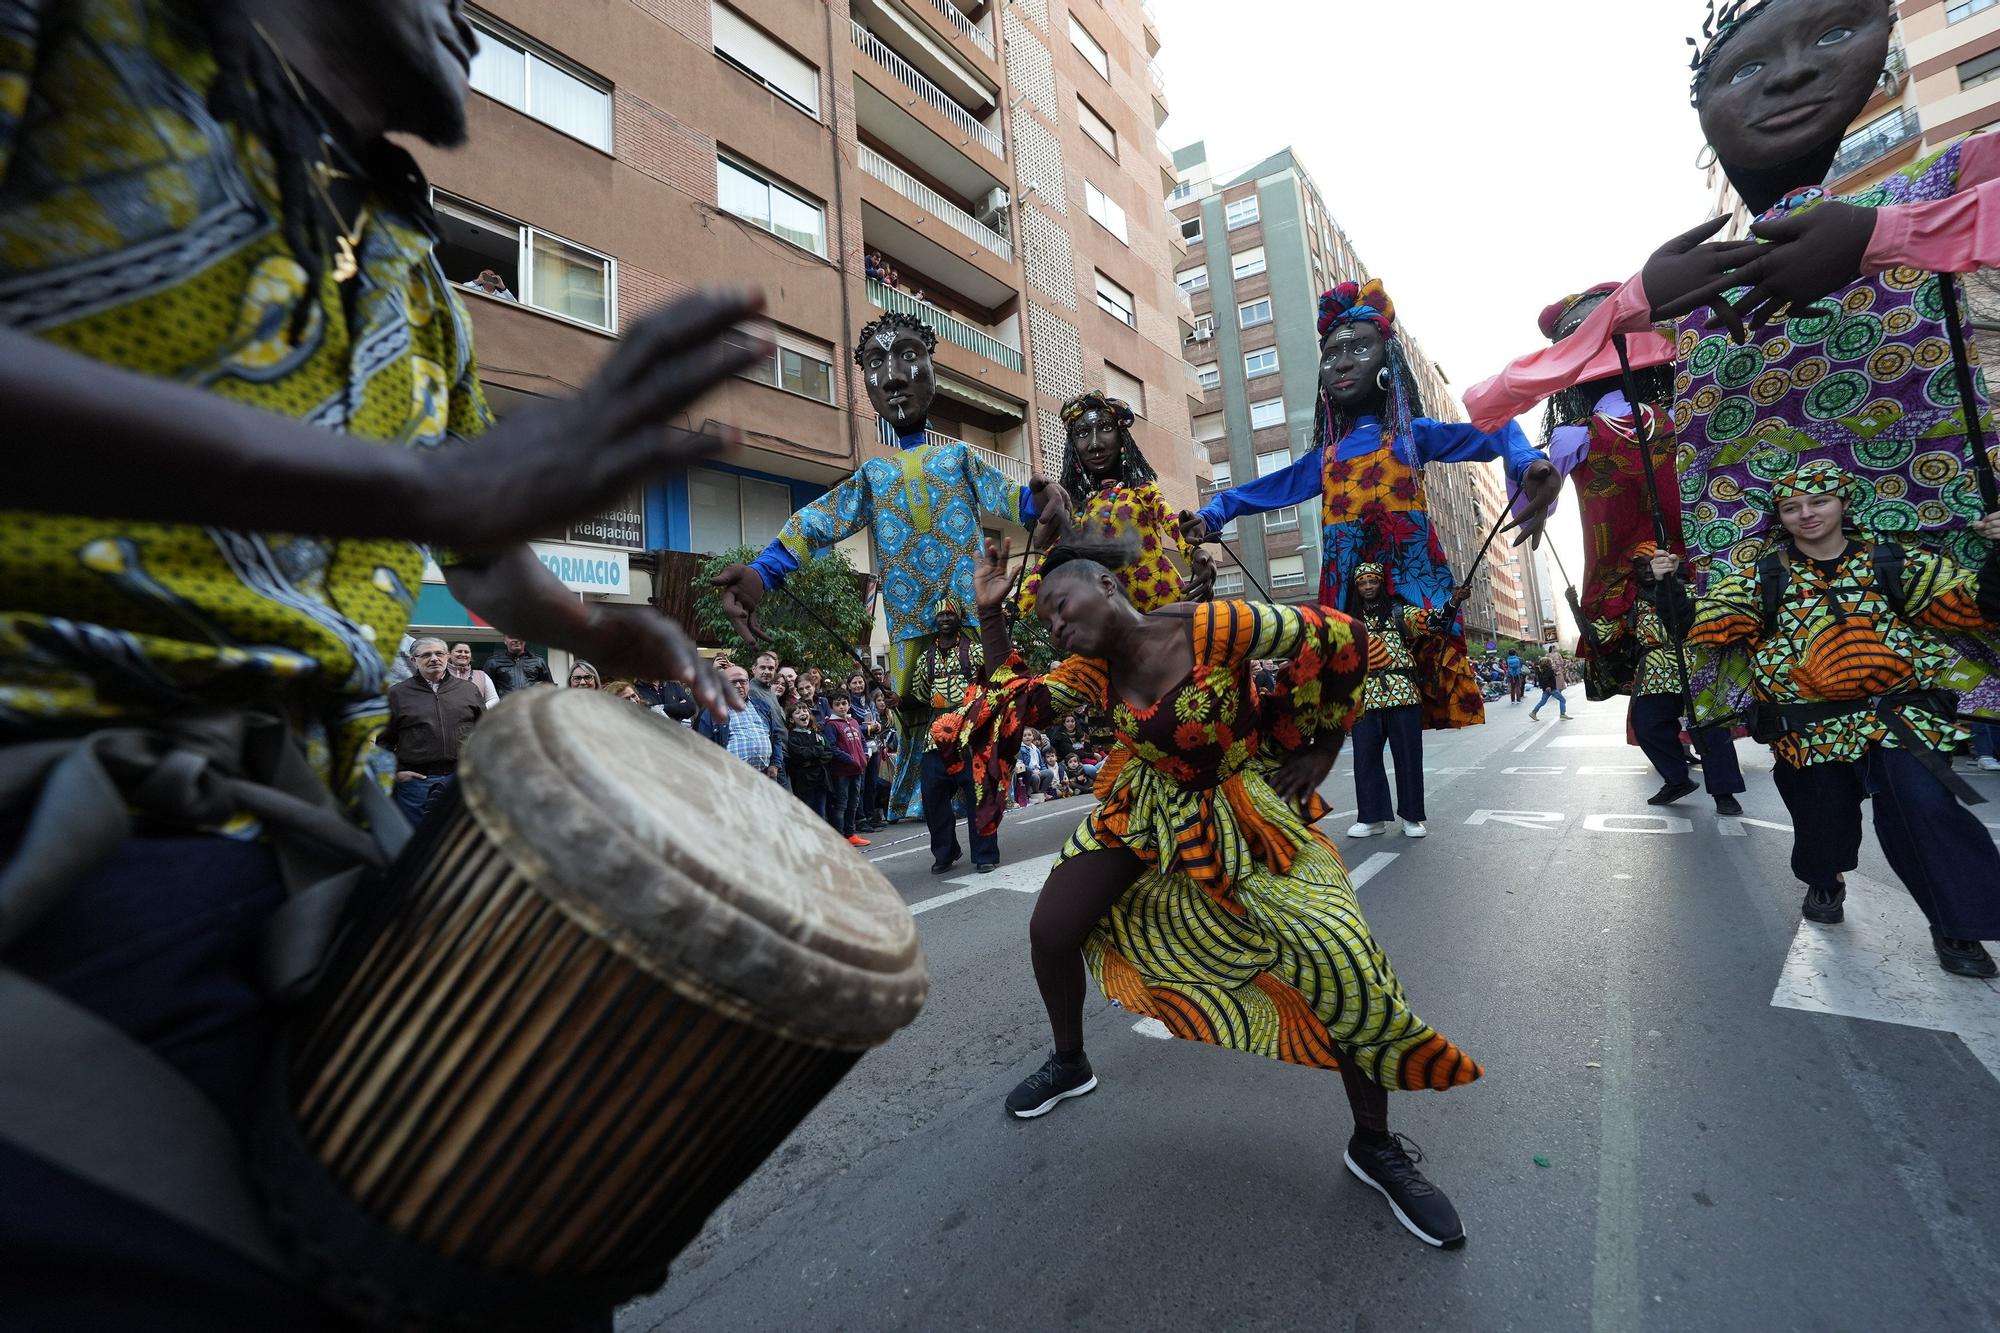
[1802,882,1845,925]
[1647,780,1700,806]
[1005,1051,1097,1118]
[929,856,961,875]
[1713,794,1744,817]
[976,862,999,874]
[1344,1131,1465,1249]
[1934,935,1998,979]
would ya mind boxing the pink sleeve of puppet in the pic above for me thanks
[1462,276,1655,432]
[1862,132,2000,274]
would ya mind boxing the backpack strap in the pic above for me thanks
[1757,548,1789,638]
[1872,541,1909,618]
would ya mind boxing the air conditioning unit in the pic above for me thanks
[974,187,1011,231]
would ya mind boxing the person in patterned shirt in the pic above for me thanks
[1345,562,1463,840]
[1576,542,1746,814]
[1665,461,2000,977]
[1,2,756,1325]
[909,596,994,873]
[1017,390,1214,616]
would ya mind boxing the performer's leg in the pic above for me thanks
[1350,710,1393,825]
[919,751,961,867]
[1386,705,1426,826]
[1863,746,2000,974]
[1772,757,1863,922]
[1338,1057,1390,1135]
[1695,726,1746,797]
[1631,694,1692,787]
[1026,850,1147,1055]
[1335,1040,1465,1248]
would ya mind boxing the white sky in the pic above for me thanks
[1151,0,1722,621]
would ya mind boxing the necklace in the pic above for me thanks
[252,22,372,282]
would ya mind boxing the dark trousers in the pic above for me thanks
[921,749,998,867]
[794,778,829,822]
[1351,703,1424,824]
[391,772,454,827]
[1775,747,2000,938]
[1631,693,1744,795]
[827,772,861,836]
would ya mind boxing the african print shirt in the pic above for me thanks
[908,632,984,727]
[0,0,491,805]
[1358,604,1436,712]
[1586,599,1683,698]
[748,436,1029,647]
[1685,543,1997,766]
[1018,480,1192,616]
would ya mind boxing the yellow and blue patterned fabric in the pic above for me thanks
[0,0,492,805]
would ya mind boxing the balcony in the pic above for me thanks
[860,144,1011,261]
[878,421,1031,484]
[852,20,1003,160]
[919,0,994,59]
[1827,106,1922,184]
[867,276,1022,372]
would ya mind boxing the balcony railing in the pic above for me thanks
[878,421,1031,485]
[1148,61,1167,97]
[867,276,1023,372]
[922,0,994,59]
[859,145,1012,261]
[851,21,1004,160]
[1827,107,1921,183]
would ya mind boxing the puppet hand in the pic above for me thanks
[1643,217,1769,323]
[1709,202,1878,338]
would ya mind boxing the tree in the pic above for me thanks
[691,546,874,678]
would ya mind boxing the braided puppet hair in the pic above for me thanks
[853,311,938,366]
[196,3,433,342]
[1689,0,1899,107]
[1313,280,1429,467]
[1056,391,1158,510]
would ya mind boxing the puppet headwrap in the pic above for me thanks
[1060,391,1135,429]
[1318,280,1396,339]
[1539,283,1623,343]
[1313,279,1424,467]
[1056,390,1158,505]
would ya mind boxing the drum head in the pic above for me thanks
[458,688,926,1048]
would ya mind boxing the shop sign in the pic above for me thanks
[531,540,630,596]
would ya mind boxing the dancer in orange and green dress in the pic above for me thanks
[938,536,1482,1248]
[1016,391,1214,617]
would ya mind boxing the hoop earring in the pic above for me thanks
[1376,367,1392,392]
[1695,143,1718,171]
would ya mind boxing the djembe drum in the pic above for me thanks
[252,687,928,1330]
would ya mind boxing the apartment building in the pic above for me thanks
[401,0,1197,658]
[1169,143,1504,635]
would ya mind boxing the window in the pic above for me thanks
[1176,265,1210,295]
[1213,569,1246,597]
[1196,364,1221,390]
[1193,412,1226,442]
[1094,271,1136,327]
[468,16,613,150]
[433,192,615,331]
[1225,195,1260,230]
[1269,554,1306,589]
[1244,347,1279,379]
[1205,460,1236,538]
[1180,216,1204,244]
[1265,506,1299,530]
[1104,362,1147,417]
[1249,397,1284,430]
[711,1,820,117]
[1085,181,1129,243]
[1950,0,1997,21]
[1962,48,2000,91]
[742,326,836,404]
[1231,246,1266,280]
[1238,297,1272,328]
[1068,15,1110,80]
[690,468,795,553]
[1078,98,1117,158]
[718,155,827,256]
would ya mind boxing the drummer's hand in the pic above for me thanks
[1178,509,1214,546]
[974,536,1014,614]
[566,603,734,716]
[1974,509,2000,541]
[1269,735,1340,804]
[711,562,767,643]
[421,290,769,553]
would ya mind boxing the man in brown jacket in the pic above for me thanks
[380,637,487,826]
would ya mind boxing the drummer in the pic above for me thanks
[0,3,759,1325]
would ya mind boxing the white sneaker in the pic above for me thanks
[1981,756,2000,772]
[1401,821,1428,839]
[1346,821,1392,838]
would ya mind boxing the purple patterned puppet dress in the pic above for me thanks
[1673,139,2000,721]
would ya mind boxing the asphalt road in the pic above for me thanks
[619,693,2000,1333]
